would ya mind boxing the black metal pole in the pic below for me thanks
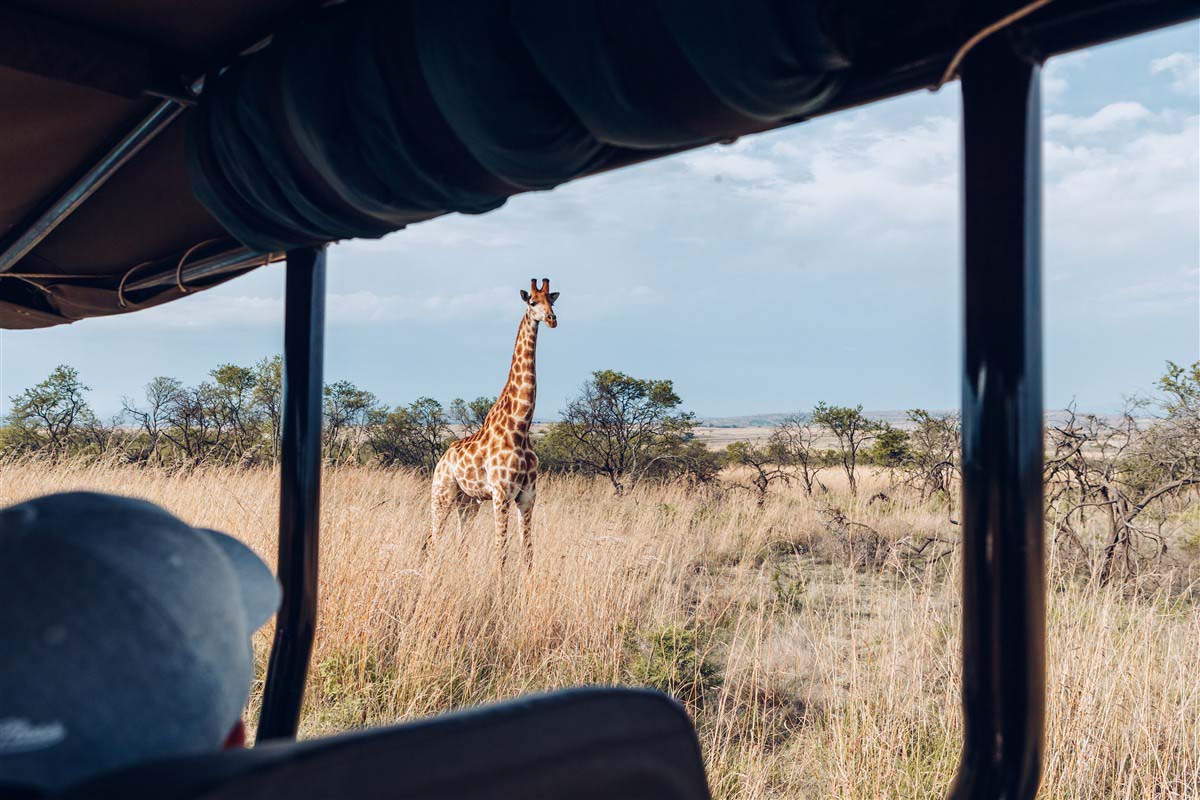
[947,35,1045,800]
[0,98,187,274]
[258,246,326,741]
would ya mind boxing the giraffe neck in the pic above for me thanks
[488,310,538,435]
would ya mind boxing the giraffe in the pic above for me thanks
[427,278,559,568]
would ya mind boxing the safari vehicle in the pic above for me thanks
[1,1,1196,798]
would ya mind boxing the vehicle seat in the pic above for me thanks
[57,687,710,800]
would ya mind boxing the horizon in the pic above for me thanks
[1,23,1197,421]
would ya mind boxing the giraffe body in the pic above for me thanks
[427,279,559,568]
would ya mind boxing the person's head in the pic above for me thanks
[0,492,280,790]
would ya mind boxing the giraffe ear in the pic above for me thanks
[520,290,531,302]
[547,292,560,304]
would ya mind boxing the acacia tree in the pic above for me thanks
[869,425,911,469]
[322,380,380,464]
[77,410,119,456]
[125,371,268,465]
[369,397,453,472]
[902,409,960,509]
[540,370,707,494]
[252,355,283,460]
[1154,360,1200,480]
[768,414,826,495]
[161,381,222,464]
[811,402,880,495]
[6,365,95,457]
[210,364,261,462]
[1046,363,1200,583]
[402,397,453,471]
[725,440,791,507]
[123,376,179,463]
[1046,405,1148,580]
[449,396,495,436]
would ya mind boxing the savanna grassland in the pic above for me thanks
[3,459,1197,799]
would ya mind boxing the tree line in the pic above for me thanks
[7,358,1193,588]
[0,362,721,484]
[0,359,457,471]
[1043,362,1199,583]
[3,360,1196,545]
[724,404,961,506]
[0,359,954,490]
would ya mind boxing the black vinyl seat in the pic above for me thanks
[54,688,710,800]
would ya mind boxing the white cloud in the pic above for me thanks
[342,212,523,253]
[628,285,654,303]
[680,146,780,182]
[1045,114,1199,262]
[1043,71,1069,102]
[569,284,659,317]
[86,47,1195,340]
[1097,266,1200,318]
[326,287,515,324]
[93,282,664,330]
[1042,141,1106,173]
[737,115,958,243]
[1045,102,1153,137]
[1151,52,1200,96]
[95,287,519,329]
[126,293,284,329]
[1042,50,1092,106]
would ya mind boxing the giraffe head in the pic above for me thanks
[520,278,560,328]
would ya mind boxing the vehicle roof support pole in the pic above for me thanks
[258,245,326,741]
[947,34,1045,800]
[0,98,186,274]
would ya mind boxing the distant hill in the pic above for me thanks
[698,410,933,429]
[520,409,1123,452]
[697,409,1120,430]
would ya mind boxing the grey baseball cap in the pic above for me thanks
[0,492,280,790]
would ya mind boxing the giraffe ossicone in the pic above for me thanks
[427,278,560,568]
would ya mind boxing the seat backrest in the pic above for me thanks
[59,687,711,800]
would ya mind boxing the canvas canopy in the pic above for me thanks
[1,0,1192,329]
[186,1,847,252]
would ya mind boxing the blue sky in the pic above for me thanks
[2,23,1197,420]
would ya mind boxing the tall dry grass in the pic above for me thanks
[2,459,1196,798]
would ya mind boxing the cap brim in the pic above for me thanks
[198,529,281,631]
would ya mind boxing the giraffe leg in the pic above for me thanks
[455,496,482,537]
[491,492,512,569]
[428,463,458,557]
[515,486,535,570]
[455,501,468,538]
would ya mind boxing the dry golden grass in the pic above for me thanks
[2,460,1197,798]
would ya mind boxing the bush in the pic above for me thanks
[538,370,712,493]
[449,396,495,435]
[811,402,881,495]
[5,365,101,458]
[368,398,453,473]
[867,424,911,468]
[625,625,720,709]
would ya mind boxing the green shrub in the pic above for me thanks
[625,625,720,709]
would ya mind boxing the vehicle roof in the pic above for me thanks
[0,0,1192,330]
